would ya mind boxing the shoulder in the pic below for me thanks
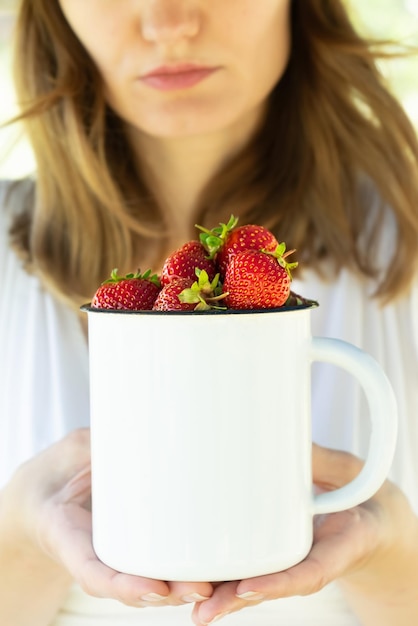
[0,177,35,217]
[0,177,35,235]
[0,177,35,263]
[0,178,36,283]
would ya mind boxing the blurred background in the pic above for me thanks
[0,0,417,179]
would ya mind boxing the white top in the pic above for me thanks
[1,178,417,625]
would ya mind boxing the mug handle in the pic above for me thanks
[310,337,398,515]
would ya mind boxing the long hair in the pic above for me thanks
[9,0,418,306]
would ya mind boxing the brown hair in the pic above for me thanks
[8,0,418,306]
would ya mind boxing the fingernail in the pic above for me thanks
[203,612,230,624]
[182,593,211,603]
[140,592,167,602]
[236,591,265,601]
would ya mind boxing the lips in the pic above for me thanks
[140,64,218,91]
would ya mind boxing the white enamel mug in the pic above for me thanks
[82,304,397,581]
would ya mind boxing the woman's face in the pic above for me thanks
[58,0,292,139]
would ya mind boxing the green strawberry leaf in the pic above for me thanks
[178,289,202,304]
[198,233,223,258]
[194,300,212,311]
[262,243,298,280]
[179,270,228,311]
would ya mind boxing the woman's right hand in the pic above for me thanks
[0,428,214,609]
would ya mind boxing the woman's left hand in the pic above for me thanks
[191,444,418,625]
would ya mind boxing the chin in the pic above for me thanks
[130,97,247,139]
[141,121,224,138]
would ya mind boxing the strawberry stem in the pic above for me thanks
[178,268,228,310]
[195,214,239,259]
[102,268,161,287]
[262,243,298,279]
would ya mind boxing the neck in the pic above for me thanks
[125,109,264,240]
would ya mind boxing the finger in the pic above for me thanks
[312,443,364,490]
[192,508,380,623]
[37,429,92,497]
[192,581,240,625]
[48,503,214,607]
[53,428,91,465]
[59,466,92,506]
[47,505,171,607]
[166,581,213,604]
[235,508,380,601]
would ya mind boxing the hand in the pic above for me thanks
[1,429,213,608]
[190,444,418,625]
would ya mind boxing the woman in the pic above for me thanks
[1,0,418,624]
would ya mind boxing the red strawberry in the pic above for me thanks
[223,243,298,309]
[91,268,161,310]
[153,270,227,312]
[197,215,278,277]
[216,224,278,277]
[152,278,196,311]
[160,240,216,286]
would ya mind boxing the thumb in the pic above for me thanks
[50,429,92,505]
[37,429,91,498]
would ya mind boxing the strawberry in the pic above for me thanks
[223,243,298,309]
[91,268,161,310]
[153,270,227,312]
[197,215,278,277]
[160,240,216,286]
[152,278,197,312]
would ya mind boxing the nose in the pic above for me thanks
[141,0,200,44]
